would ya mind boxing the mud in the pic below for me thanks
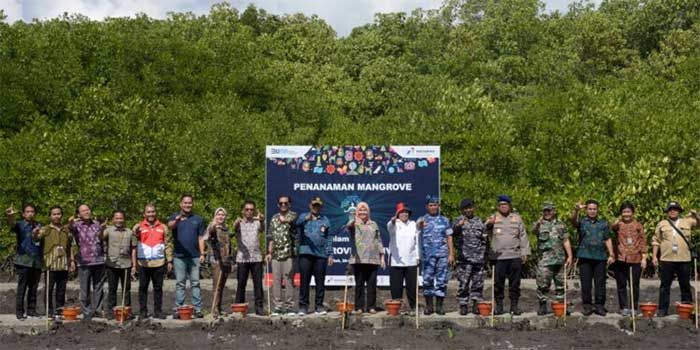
[1,316,698,349]
[0,279,687,316]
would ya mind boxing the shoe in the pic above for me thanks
[424,297,434,315]
[582,304,594,316]
[594,305,606,316]
[26,310,40,318]
[494,301,504,315]
[172,312,180,320]
[315,308,327,315]
[154,312,166,320]
[16,314,26,321]
[286,309,297,316]
[621,308,631,317]
[195,311,204,319]
[255,309,265,316]
[435,297,445,315]
[368,308,377,314]
[537,301,548,316]
[459,304,469,315]
[657,309,669,317]
[298,307,308,316]
[510,300,521,316]
[272,307,282,316]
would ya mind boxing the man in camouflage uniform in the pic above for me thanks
[533,202,573,315]
[417,195,454,315]
[452,198,488,315]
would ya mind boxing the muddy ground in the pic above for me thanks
[0,278,689,316]
[1,316,698,350]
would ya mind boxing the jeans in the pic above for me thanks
[174,257,201,312]
[138,265,166,315]
[614,262,641,310]
[47,270,69,316]
[78,264,105,318]
[105,266,132,311]
[494,258,522,303]
[579,258,607,306]
[658,261,692,312]
[15,265,41,317]
[235,262,263,310]
[298,254,327,310]
[271,258,296,309]
[353,263,378,311]
[389,265,418,309]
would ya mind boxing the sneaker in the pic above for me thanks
[315,309,327,315]
[621,308,631,317]
[272,307,282,316]
[594,305,607,316]
[16,314,26,321]
[286,310,297,316]
[154,312,167,320]
[298,307,308,316]
[26,310,40,318]
[139,312,149,320]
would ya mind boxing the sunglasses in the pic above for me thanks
[278,202,289,206]
[244,208,255,211]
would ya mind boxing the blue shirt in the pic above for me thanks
[576,217,611,261]
[12,220,42,268]
[419,214,453,258]
[168,213,205,258]
[295,212,332,258]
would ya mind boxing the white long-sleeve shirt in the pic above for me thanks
[387,219,420,267]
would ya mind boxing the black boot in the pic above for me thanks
[424,297,434,315]
[471,300,480,315]
[537,300,548,316]
[436,297,445,315]
[510,300,522,316]
[459,304,469,315]
[494,300,504,315]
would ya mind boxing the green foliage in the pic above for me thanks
[1,1,699,274]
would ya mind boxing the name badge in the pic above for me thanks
[626,237,633,245]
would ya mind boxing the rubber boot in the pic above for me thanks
[510,300,522,316]
[459,304,469,315]
[494,300,504,315]
[537,300,548,315]
[436,297,445,315]
[424,297,434,315]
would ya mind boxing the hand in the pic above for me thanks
[690,209,699,220]
[134,226,142,236]
[641,259,647,270]
[167,262,174,273]
[448,254,455,266]
[255,211,263,221]
[537,216,543,224]
[575,202,584,211]
[32,227,41,236]
[565,257,573,267]
[233,218,242,228]
[131,267,137,280]
[265,253,272,263]
[606,256,615,265]
[487,215,496,225]
[380,257,386,269]
[417,220,425,230]
[391,216,396,224]
[327,256,334,266]
[305,214,312,221]
[199,255,205,264]
[521,255,528,264]
[68,216,75,224]
[5,206,16,216]
[321,225,328,233]
[69,261,76,273]
[651,257,658,268]
[347,220,356,229]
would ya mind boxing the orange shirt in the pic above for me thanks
[612,220,646,264]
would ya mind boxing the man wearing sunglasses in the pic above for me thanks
[266,195,299,316]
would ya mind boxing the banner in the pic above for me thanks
[265,145,440,286]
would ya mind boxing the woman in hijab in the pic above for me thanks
[204,207,232,318]
[347,202,385,313]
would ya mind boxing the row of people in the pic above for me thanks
[5,194,697,319]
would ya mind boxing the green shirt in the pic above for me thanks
[102,225,137,268]
[267,211,298,261]
[36,224,72,271]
